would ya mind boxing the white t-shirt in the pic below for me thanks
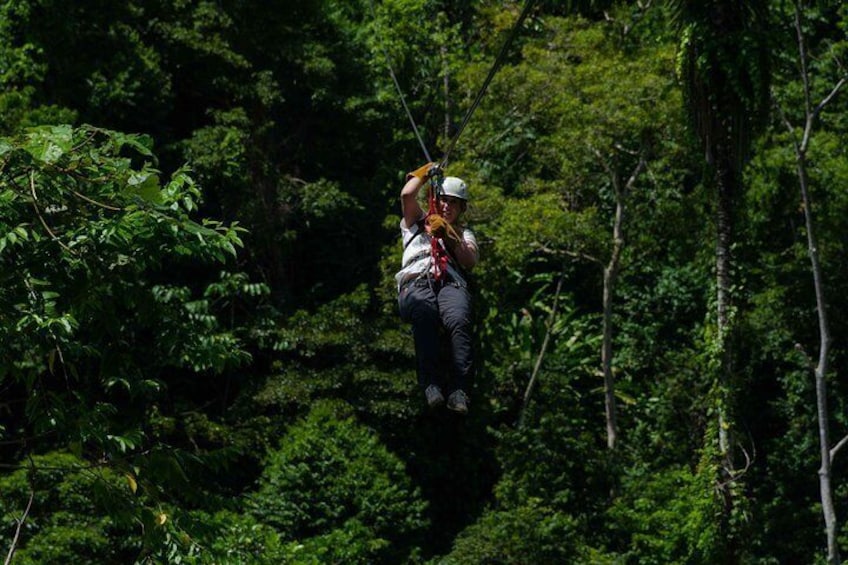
[395,214,477,291]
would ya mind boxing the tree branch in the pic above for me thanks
[69,188,122,211]
[532,242,603,265]
[624,155,647,192]
[519,273,565,428]
[4,459,36,565]
[810,76,847,125]
[717,438,755,490]
[830,434,848,461]
[29,172,76,255]
[774,97,801,155]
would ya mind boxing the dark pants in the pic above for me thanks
[398,278,473,393]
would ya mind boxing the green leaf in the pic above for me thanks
[127,171,162,202]
[24,124,73,163]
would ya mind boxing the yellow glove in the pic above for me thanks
[427,214,448,238]
[427,214,461,243]
[406,162,436,181]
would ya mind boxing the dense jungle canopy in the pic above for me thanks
[1,0,848,563]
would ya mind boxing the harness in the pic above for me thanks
[426,170,449,283]
[401,167,470,286]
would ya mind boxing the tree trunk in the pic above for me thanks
[714,153,734,467]
[712,145,742,565]
[799,154,839,564]
[784,4,844,559]
[597,151,644,451]
[602,193,623,451]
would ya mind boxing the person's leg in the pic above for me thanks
[438,283,473,393]
[399,283,442,392]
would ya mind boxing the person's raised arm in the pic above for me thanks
[401,162,434,229]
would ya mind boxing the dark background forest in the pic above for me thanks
[1,0,847,563]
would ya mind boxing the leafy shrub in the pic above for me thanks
[250,400,428,563]
[440,498,582,564]
[606,462,730,564]
[0,451,138,564]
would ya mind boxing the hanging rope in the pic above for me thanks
[440,0,539,167]
[368,0,538,168]
[367,0,433,163]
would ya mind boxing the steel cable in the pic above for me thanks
[439,0,538,167]
[368,0,538,167]
[367,0,433,163]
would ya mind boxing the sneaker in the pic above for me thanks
[446,390,469,414]
[425,385,445,408]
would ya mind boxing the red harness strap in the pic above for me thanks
[427,183,449,283]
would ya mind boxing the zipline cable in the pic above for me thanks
[367,0,433,163]
[368,0,538,168]
[439,0,538,167]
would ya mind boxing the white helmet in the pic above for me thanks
[442,176,469,201]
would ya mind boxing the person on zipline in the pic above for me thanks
[396,162,479,413]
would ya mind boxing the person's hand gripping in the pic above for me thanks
[406,162,436,181]
[426,213,460,244]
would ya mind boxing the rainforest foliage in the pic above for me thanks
[1,1,848,563]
